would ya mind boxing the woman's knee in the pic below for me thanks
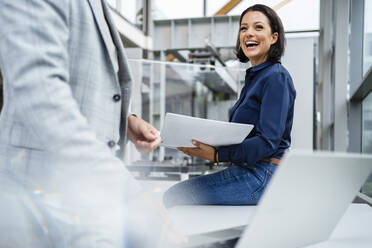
[162,181,196,208]
[162,186,176,208]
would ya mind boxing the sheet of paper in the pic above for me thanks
[160,113,254,148]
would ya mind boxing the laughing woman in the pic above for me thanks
[163,4,296,207]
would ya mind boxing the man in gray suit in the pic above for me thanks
[0,0,180,247]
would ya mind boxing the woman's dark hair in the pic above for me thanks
[235,4,285,63]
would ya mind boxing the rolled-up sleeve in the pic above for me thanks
[218,72,291,165]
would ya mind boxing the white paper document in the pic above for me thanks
[160,113,254,148]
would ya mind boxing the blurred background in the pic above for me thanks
[0,0,371,208]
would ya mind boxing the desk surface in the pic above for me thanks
[169,203,372,247]
[305,204,372,247]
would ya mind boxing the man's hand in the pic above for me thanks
[178,140,217,162]
[127,115,161,154]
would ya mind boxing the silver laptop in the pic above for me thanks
[178,151,372,248]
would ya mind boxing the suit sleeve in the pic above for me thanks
[218,72,291,165]
[0,0,141,195]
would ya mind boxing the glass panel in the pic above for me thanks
[154,0,204,19]
[126,59,246,179]
[229,0,320,31]
[363,0,372,76]
[107,0,136,24]
[117,0,136,24]
[155,0,319,32]
[362,91,372,197]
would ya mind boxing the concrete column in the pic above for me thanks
[0,69,3,112]
[318,0,334,150]
[348,0,365,153]
[159,53,166,161]
[333,0,350,151]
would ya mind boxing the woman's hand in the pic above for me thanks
[127,115,161,154]
[178,140,217,162]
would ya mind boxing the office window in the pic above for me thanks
[154,0,204,19]
[363,0,372,75]
[362,91,372,197]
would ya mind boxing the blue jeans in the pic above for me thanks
[163,161,277,208]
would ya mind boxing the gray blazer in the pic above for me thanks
[0,0,143,192]
[0,0,143,246]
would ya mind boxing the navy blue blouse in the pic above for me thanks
[218,61,296,166]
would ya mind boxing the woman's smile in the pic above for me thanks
[245,40,259,51]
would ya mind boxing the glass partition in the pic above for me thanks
[363,0,372,76]
[362,91,372,197]
[126,59,246,178]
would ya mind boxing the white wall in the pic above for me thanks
[282,36,315,150]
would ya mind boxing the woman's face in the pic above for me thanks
[239,11,278,66]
